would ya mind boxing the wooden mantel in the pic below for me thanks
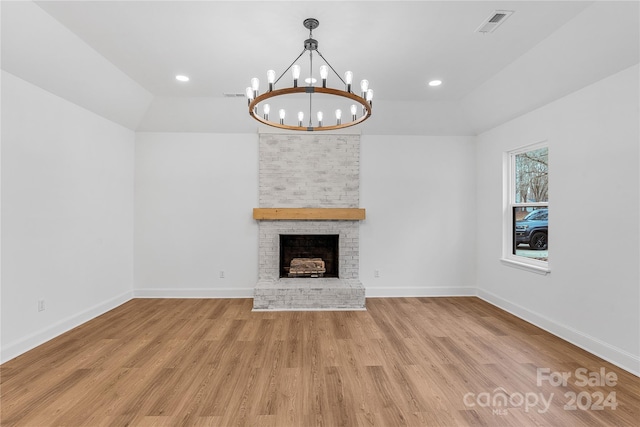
[253,208,366,221]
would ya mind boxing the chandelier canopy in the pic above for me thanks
[246,18,373,131]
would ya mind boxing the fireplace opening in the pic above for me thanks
[280,234,339,278]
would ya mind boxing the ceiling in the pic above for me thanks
[3,1,639,134]
[33,0,593,101]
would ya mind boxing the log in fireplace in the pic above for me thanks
[279,234,339,278]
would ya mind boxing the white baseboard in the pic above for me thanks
[365,286,476,298]
[477,288,640,377]
[0,290,133,364]
[133,288,254,298]
[253,307,367,312]
[134,286,474,299]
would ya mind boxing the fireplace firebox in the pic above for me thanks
[279,234,339,278]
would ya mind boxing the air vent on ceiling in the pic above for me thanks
[475,10,514,34]
[223,93,246,98]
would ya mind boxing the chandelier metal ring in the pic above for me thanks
[249,87,372,131]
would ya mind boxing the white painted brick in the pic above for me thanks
[259,134,360,208]
[255,134,363,310]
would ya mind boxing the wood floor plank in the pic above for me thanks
[2,297,638,426]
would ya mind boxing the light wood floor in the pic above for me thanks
[1,297,638,426]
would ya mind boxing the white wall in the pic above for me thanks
[134,133,477,298]
[1,71,134,362]
[134,132,259,297]
[475,64,640,374]
[360,135,477,296]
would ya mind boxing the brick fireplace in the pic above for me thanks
[253,131,365,310]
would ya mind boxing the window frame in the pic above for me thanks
[501,141,550,275]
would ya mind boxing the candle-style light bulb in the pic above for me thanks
[267,70,276,91]
[366,89,374,102]
[317,111,323,127]
[298,111,304,127]
[292,65,301,87]
[245,87,253,106]
[350,104,357,120]
[251,77,260,98]
[360,79,369,97]
[361,80,370,115]
[279,109,286,125]
[263,103,270,120]
[345,71,353,92]
[319,65,329,79]
[335,109,342,125]
[320,65,328,88]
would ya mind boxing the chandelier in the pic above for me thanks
[245,18,373,131]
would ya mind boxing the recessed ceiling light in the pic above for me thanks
[428,80,442,87]
[304,77,318,84]
[176,75,190,82]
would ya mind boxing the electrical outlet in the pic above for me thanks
[38,299,45,312]
[220,270,225,279]
[374,270,380,278]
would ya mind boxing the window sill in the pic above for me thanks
[500,258,550,275]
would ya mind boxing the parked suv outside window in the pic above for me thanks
[515,208,548,250]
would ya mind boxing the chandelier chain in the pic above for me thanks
[309,50,313,86]
[308,92,313,128]
[309,50,314,125]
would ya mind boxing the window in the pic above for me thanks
[503,142,549,273]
